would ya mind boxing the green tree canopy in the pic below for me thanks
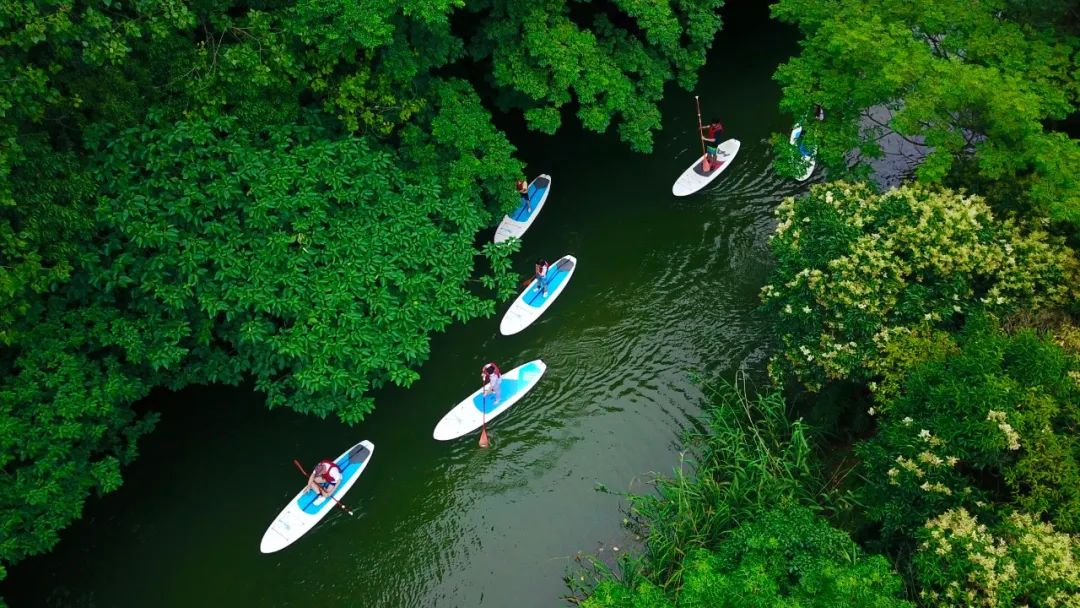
[89,115,518,419]
[770,0,1080,228]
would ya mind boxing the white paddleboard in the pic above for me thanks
[260,440,374,553]
[671,139,741,197]
[500,255,577,335]
[433,360,547,440]
[790,124,815,181]
[494,175,551,243]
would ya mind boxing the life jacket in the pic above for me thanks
[708,123,724,139]
[314,460,342,487]
[482,362,501,384]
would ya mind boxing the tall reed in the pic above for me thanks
[624,377,822,594]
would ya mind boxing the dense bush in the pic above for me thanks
[915,508,1080,607]
[858,317,1080,536]
[622,383,818,591]
[577,383,909,607]
[761,181,1077,389]
[585,506,910,608]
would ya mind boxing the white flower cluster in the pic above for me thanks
[986,410,1021,451]
[763,181,1078,386]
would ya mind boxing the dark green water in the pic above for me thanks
[8,6,804,607]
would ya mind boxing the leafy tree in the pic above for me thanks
[770,0,1080,228]
[858,317,1080,537]
[0,142,96,346]
[87,115,518,420]
[583,506,911,608]
[0,0,196,342]
[0,302,157,575]
[761,181,1077,389]
[466,0,726,152]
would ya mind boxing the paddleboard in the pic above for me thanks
[790,124,815,181]
[260,440,374,554]
[500,255,577,336]
[433,360,547,440]
[671,139,741,197]
[494,175,551,243]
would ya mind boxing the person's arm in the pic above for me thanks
[306,470,320,494]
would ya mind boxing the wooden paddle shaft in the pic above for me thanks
[694,96,707,158]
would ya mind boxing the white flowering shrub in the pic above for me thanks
[915,508,1080,607]
[857,317,1080,536]
[761,181,1077,389]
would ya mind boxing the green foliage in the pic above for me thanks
[88,115,512,421]
[915,508,1080,607]
[673,507,910,608]
[627,382,819,591]
[578,385,909,608]
[858,317,1080,537]
[0,301,157,570]
[0,141,96,346]
[761,181,1077,389]
[770,0,1080,228]
[468,0,726,152]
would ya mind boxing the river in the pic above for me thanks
[7,5,802,607]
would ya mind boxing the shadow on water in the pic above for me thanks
[8,3,805,607]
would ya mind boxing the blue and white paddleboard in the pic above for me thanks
[500,255,577,336]
[494,175,551,243]
[260,440,374,554]
[790,124,815,181]
[672,139,741,197]
[433,360,547,440]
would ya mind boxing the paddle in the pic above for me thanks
[292,459,354,516]
[694,95,709,170]
[478,374,498,448]
[479,399,491,449]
